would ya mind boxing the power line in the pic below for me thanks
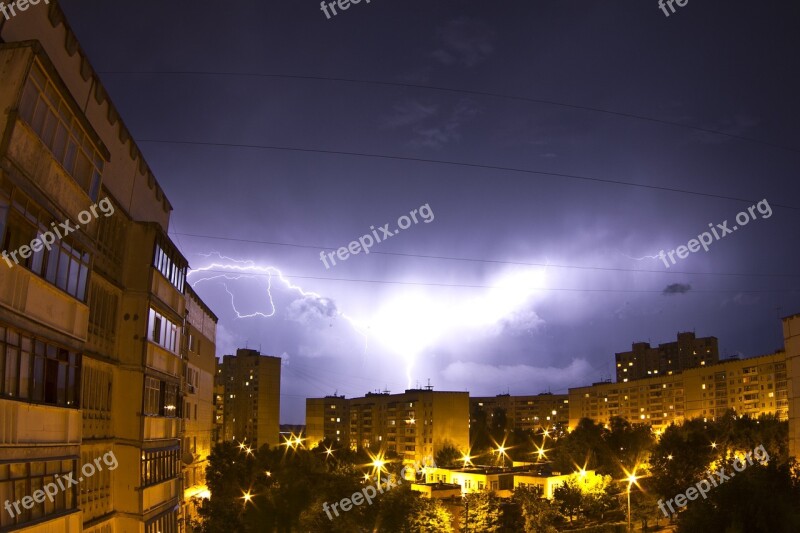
[139,138,800,211]
[99,70,800,155]
[171,230,800,279]
[190,268,799,294]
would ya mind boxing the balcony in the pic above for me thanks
[0,399,81,444]
[5,116,98,223]
[0,264,88,341]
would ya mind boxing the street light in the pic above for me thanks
[626,472,638,531]
[496,446,507,467]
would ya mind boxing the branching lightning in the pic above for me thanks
[188,252,369,352]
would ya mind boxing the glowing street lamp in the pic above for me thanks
[622,468,640,532]
[496,446,508,467]
[461,453,472,467]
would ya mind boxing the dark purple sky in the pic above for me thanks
[60,0,800,423]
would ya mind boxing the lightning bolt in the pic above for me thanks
[188,252,369,352]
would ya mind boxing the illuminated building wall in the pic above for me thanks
[0,4,218,532]
[220,349,282,449]
[570,350,788,431]
[470,393,570,432]
[182,285,218,527]
[306,395,349,448]
[615,332,719,382]
[784,314,800,460]
[339,388,469,466]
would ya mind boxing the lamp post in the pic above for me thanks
[626,474,637,531]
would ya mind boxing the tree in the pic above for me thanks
[553,478,583,524]
[579,473,619,521]
[676,460,800,533]
[435,445,462,468]
[409,498,454,532]
[461,492,503,533]
[194,442,249,532]
[513,485,563,533]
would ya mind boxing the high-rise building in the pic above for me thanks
[220,349,282,448]
[306,388,470,466]
[0,5,217,533]
[470,393,569,433]
[615,332,719,382]
[306,394,349,447]
[571,349,787,431]
[784,313,800,460]
[182,285,218,527]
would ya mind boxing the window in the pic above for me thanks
[81,365,112,417]
[0,324,80,408]
[143,376,180,418]
[144,377,160,416]
[18,61,103,199]
[88,280,118,346]
[148,308,180,354]
[1,189,90,300]
[145,507,178,533]
[0,459,77,529]
[141,446,181,487]
[153,240,186,292]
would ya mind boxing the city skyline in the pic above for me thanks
[48,0,800,425]
[1,2,799,531]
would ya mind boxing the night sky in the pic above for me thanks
[59,0,800,423]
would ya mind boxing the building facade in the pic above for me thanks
[571,350,788,431]
[181,286,218,529]
[470,393,569,433]
[219,349,281,449]
[305,395,348,447]
[0,4,217,532]
[615,332,719,382]
[306,388,469,466]
[784,314,800,460]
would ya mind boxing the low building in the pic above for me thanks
[411,482,463,499]
[424,466,523,496]
[514,470,593,499]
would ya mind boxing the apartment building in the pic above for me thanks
[219,349,281,449]
[305,394,348,447]
[212,364,224,445]
[470,392,569,432]
[615,332,719,382]
[182,285,218,528]
[305,388,469,465]
[570,350,788,431]
[0,4,217,533]
[784,314,800,460]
